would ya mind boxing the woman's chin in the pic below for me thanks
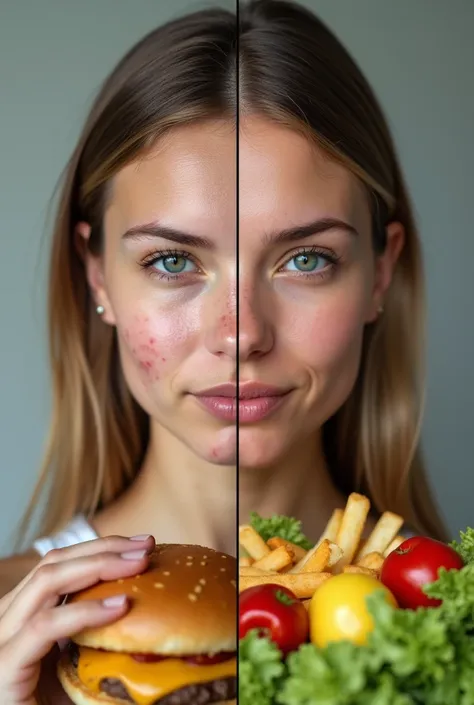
[237,426,289,470]
[194,425,238,466]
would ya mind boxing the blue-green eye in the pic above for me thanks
[154,254,196,275]
[284,252,329,273]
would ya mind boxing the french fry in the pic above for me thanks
[267,537,307,563]
[239,566,277,576]
[239,525,271,561]
[327,542,343,568]
[317,508,343,545]
[356,551,385,575]
[343,565,379,579]
[335,493,370,569]
[239,557,254,567]
[253,545,295,572]
[357,511,404,560]
[290,539,331,574]
[239,571,332,598]
[384,535,405,558]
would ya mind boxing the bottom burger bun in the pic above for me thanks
[57,543,237,705]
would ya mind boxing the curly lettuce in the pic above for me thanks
[250,512,313,550]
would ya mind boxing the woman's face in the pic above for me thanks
[85,117,401,469]
[237,118,402,468]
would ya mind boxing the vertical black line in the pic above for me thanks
[235,0,241,698]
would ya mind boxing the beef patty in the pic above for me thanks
[68,642,236,705]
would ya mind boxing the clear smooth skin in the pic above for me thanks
[238,118,404,534]
[0,535,154,705]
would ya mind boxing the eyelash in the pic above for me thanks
[139,246,340,283]
[277,246,341,280]
[140,249,200,281]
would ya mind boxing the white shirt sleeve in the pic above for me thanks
[32,515,99,557]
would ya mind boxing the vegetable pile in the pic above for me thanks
[239,516,474,705]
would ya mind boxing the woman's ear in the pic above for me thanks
[75,222,116,325]
[367,221,405,323]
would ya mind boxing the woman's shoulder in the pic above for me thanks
[0,549,40,597]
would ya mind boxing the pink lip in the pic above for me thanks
[194,382,290,422]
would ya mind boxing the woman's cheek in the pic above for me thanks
[287,289,368,366]
[120,314,180,383]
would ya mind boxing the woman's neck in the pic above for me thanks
[95,425,345,554]
[239,431,346,542]
[94,421,237,555]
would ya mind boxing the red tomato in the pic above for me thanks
[184,652,235,666]
[380,536,464,609]
[131,651,234,665]
[239,584,309,655]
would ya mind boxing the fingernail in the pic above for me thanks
[129,534,152,541]
[121,549,148,560]
[103,594,127,608]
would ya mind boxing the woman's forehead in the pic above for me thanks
[105,121,236,244]
[239,118,370,240]
[104,117,368,246]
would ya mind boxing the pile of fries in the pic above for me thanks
[239,493,405,607]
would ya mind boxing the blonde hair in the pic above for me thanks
[16,7,237,549]
[240,0,447,540]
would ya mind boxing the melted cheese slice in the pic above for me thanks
[77,646,236,705]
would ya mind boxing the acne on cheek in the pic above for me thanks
[122,324,167,382]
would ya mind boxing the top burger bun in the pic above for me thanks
[67,543,237,656]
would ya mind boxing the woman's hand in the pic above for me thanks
[0,534,155,704]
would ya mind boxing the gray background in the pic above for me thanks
[0,1,472,555]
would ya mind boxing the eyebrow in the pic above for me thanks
[263,218,359,245]
[122,223,215,250]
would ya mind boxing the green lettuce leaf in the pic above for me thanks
[451,527,474,565]
[239,630,286,705]
[250,512,313,550]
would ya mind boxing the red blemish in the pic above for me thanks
[161,357,166,362]
[211,448,218,458]
[139,344,158,357]
[149,337,156,344]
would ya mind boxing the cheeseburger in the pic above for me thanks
[58,544,237,705]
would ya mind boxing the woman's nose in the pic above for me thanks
[204,283,274,362]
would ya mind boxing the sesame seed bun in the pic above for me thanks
[67,544,237,655]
